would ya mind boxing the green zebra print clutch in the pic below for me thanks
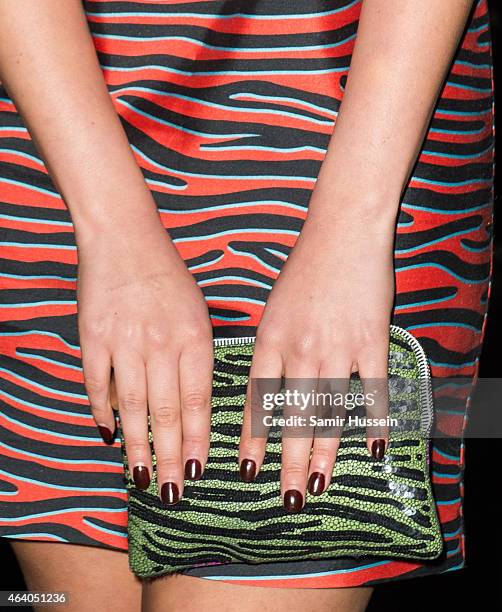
[122,325,442,579]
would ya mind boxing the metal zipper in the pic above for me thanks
[388,325,434,438]
[213,325,434,437]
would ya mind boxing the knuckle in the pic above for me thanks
[80,317,107,339]
[120,393,146,414]
[155,457,181,475]
[248,396,266,417]
[145,325,169,348]
[183,432,207,447]
[84,375,108,397]
[282,461,307,478]
[290,335,315,359]
[182,392,207,414]
[255,325,283,349]
[241,440,263,458]
[353,325,387,348]
[90,403,110,419]
[151,404,180,428]
[126,442,150,461]
[312,445,334,462]
[180,321,211,344]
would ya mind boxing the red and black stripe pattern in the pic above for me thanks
[0,0,494,587]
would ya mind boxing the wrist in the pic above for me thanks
[305,188,399,242]
[70,188,163,248]
[311,173,400,216]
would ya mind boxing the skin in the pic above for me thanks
[239,0,476,507]
[0,0,474,610]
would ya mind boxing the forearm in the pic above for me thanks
[310,0,474,226]
[0,0,159,244]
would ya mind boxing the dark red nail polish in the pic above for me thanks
[161,482,180,505]
[284,489,303,513]
[133,466,150,490]
[98,425,114,445]
[372,439,386,460]
[307,472,325,496]
[185,459,202,480]
[239,459,257,483]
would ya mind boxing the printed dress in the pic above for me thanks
[0,0,494,588]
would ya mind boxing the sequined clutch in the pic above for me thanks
[121,325,442,579]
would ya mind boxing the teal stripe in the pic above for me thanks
[132,144,315,183]
[0,366,86,400]
[0,506,126,522]
[0,272,75,281]
[2,533,68,542]
[0,242,75,251]
[97,31,356,53]
[0,300,76,308]
[0,468,125,494]
[0,149,43,164]
[158,200,307,215]
[117,99,258,139]
[105,63,350,77]
[0,387,95,420]
[230,92,337,117]
[14,351,82,372]
[205,295,265,306]
[86,2,360,21]
[0,213,72,227]
[173,227,299,243]
[82,518,127,539]
[401,202,491,215]
[204,560,392,582]
[0,412,107,443]
[0,440,122,467]
[115,86,334,126]
[199,275,272,289]
[0,177,59,198]
[0,330,79,350]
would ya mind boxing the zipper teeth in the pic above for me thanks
[388,325,434,437]
[213,336,256,347]
[214,325,434,436]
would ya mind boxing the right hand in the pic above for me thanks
[76,214,213,505]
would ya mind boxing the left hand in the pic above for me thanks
[238,198,396,512]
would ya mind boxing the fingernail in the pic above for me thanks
[283,489,303,513]
[97,425,114,445]
[184,459,202,481]
[161,482,180,505]
[307,472,325,496]
[239,459,256,483]
[133,465,150,490]
[371,439,386,460]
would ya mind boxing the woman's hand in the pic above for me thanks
[237,0,476,510]
[239,192,396,512]
[77,213,213,504]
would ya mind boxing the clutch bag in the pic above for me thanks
[121,325,442,578]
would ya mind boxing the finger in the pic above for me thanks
[179,341,213,481]
[239,343,283,483]
[113,351,151,491]
[81,343,115,445]
[110,372,118,411]
[357,339,390,460]
[280,357,318,513]
[147,354,183,505]
[307,356,352,496]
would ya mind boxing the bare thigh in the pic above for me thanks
[142,574,373,612]
[11,541,141,612]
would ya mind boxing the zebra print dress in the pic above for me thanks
[0,0,494,588]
